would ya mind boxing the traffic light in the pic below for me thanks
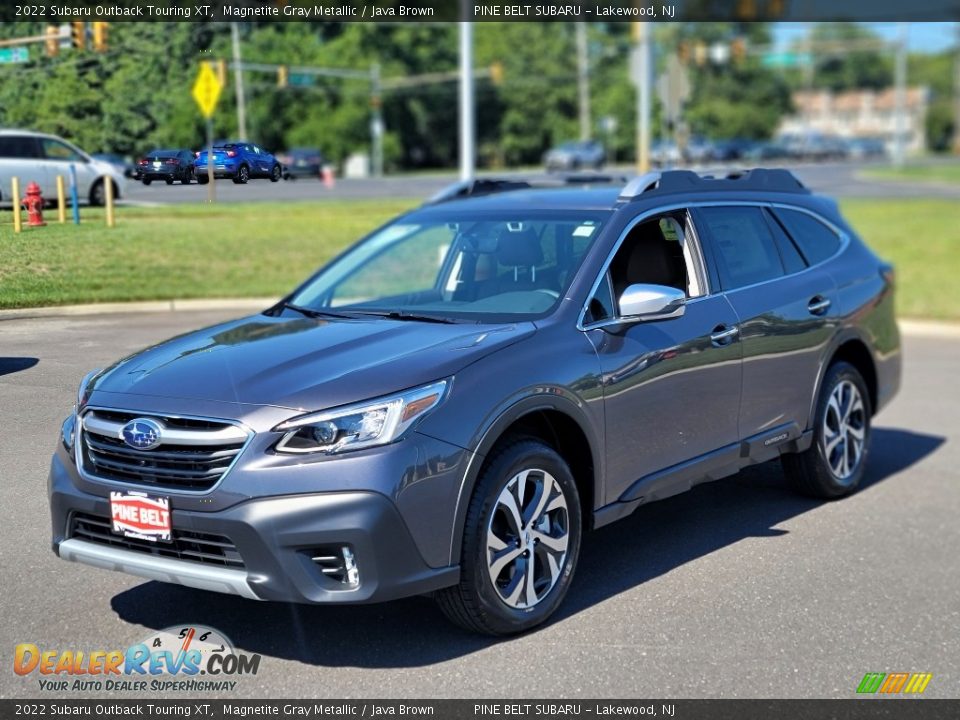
[45,25,59,57]
[277,65,288,88]
[489,61,504,86]
[92,22,108,52]
[731,38,747,63]
[71,21,86,51]
[693,42,708,67]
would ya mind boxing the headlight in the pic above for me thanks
[272,380,449,455]
[77,368,101,409]
[61,414,76,452]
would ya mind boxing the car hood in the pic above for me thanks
[89,313,536,411]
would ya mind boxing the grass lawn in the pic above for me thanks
[1,197,958,320]
[0,200,415,310]
[863,162,960,185]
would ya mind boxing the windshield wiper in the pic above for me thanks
[351,310,459,324]
[281,303,359,320]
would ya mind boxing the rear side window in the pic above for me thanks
[764,209,807,274]
[697,206,784,290]
[773,208,842,265]
[0,136,39,159]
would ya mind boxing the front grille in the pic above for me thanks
[79,408,249,492]
[70,512,244,568]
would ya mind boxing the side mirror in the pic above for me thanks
[618,283,686,321]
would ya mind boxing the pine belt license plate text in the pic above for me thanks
[110,491,172,543]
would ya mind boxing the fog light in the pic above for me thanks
[342,546,359,586]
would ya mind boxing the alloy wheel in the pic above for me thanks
[822,380,866,482]
[486,468,569,609]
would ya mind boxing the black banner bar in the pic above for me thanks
[4,0,960,23]
[2,700,959,719]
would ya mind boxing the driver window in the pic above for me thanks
[585,211,703,325]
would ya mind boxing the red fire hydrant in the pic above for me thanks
[22,182,46,227]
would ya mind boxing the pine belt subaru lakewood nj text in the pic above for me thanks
[49,169,901,635]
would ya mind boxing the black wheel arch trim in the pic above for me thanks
[807,326,878,430]
[445,390,602,566]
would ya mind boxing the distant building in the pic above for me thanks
[779,87,930,154]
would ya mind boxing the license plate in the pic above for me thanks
[153,161,161,168]
[110,491,172,543]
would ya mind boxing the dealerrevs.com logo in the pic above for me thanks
[14,625,261,693]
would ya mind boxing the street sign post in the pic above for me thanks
[0,47,29,64]
[192,63,223,202]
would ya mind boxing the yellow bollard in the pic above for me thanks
[105,178,115,228]
[11,177,21,234]
[56,175,66,224]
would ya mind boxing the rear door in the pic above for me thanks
[0,135,43,200]
[693,204,839,444]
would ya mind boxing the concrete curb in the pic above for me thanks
[898,319,960,339]
[0,297,280,321]
[2,299,959,338]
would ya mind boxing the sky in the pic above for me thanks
[773,22,958,53]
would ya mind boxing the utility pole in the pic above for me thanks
[953,21,960,155]
[371,63,383,178]
[459,20,475,181]
[633,22,652,173]
[892,23,908,168]
[231,22,248,139]
[576,22,591,141]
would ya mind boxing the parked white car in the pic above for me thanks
[0,129,126,206]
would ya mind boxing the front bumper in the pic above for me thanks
[49,451,461,604]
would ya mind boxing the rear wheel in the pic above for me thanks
[165,178,174,185]
[233,165,249,184]
[782,362,871,498]
[142,178,152,186]
[197,174,209,185]
[89,179,118,206]
[436,438,581,635]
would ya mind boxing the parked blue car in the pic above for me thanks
[194,141,282,184]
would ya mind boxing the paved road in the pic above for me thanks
[120,160,960,206]
[1,311,958,699]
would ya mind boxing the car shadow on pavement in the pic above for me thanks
[111,426,943,667]
[0,357,39,377]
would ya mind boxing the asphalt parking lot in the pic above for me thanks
[1,310,958,699]
[119,161,960,206]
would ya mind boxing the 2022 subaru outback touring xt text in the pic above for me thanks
[49,169,900,635]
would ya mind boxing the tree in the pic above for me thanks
[807,23,894,92]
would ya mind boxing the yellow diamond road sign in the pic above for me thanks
[192,62,222,119]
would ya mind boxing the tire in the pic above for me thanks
[232,165,249,184]
[89,179,117,207]
[436,438,582,636]
[270,164,281,182]
[165,178,174,185]
[142,179,152,186]
[782,361,872,499]
[181,171,192,185]
[197,174,209,185]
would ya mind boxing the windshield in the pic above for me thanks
[288,209,609,322]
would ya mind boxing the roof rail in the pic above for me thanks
[426,173,629,205]
[619,168,808,200]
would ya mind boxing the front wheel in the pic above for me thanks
[782,361,872,498]
[436,438,581,635]
[270,164,281,182]
[142,179,152,186]
[165,178,174,185]
[197,173,209,185]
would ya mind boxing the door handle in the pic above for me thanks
[710,325,739,346]
[808,296,832,316]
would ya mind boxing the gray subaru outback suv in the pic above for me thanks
[49,169,900,635]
